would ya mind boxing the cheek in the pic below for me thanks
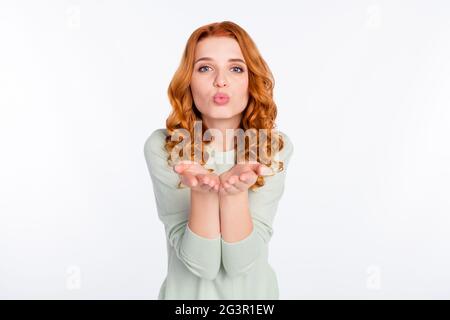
[236,78,249,99]
[190,79,206,100]
[190,78,211,112]
[191,81,202,100]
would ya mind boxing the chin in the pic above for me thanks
[211,112,240,120]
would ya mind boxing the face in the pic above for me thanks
[190,36,249,126]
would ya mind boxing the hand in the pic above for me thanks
[218,162,274,196]
[173,161,221,193]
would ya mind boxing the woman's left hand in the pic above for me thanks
[219,163,273,196]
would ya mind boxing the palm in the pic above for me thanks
[218,163,273,196]
[173,161,220,193]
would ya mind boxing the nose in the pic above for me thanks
[214,72,228,88]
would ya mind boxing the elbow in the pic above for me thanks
[221,227,263,278]
[178,247,221,280]
[181,257,221,280]
[222,258,258,278]
[200,265,221,281]
[175,223,222,280]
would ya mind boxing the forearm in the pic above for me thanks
[189,190,221,239]
[219,191,253,243]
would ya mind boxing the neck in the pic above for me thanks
[202,114,242,152]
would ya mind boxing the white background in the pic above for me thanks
[1,0,449,299]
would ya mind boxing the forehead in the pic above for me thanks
[194,36,244,60]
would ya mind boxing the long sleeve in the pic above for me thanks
[221,132,294,278]
[144,129,221,280]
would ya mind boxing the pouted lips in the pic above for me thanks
[213,93,230,105]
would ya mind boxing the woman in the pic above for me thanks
[144,21,294,300]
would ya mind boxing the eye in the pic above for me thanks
[198,65,211,73]
[231,66,245,73]
[197,65,245,73]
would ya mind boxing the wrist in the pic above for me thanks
[191,188,219,198]
[219,189,247,202]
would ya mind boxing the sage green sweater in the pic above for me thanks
[144,128,293,300]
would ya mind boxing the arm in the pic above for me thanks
[190,190,220,239]
[144,129,221,280]
[219,132,294,278]
[219,191,253,243]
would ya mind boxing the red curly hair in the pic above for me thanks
[164,21,285,191]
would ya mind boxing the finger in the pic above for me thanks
[222,181,240,194]
[208,181,219,192]
[257,164,274,176]
[202,179,216,192]
[219,184,230,196]
[226,175,239,185]
[208,176,219,189]
[232,179,249,192]
[222,180,231,189]
[227,175,248,192]
[247,163,261,174]
[196,174,214,192]
[227,185,240,194]
[239,172,257,184]
[174,163,192,173]
[203,174,219,188]
[173,164,184,173]
[219,173,230,184]
[182,172,198,187]
[197,174,209,185]
[200,183,213,192]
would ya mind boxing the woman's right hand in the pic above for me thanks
[173,161,220,193]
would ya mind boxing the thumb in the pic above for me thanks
[173,163,190,173]
[257,163,274,176]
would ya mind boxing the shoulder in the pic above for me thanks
[143,129,184,192]
[143,128,169,158]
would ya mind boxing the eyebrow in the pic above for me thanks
[194,57,246,65]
